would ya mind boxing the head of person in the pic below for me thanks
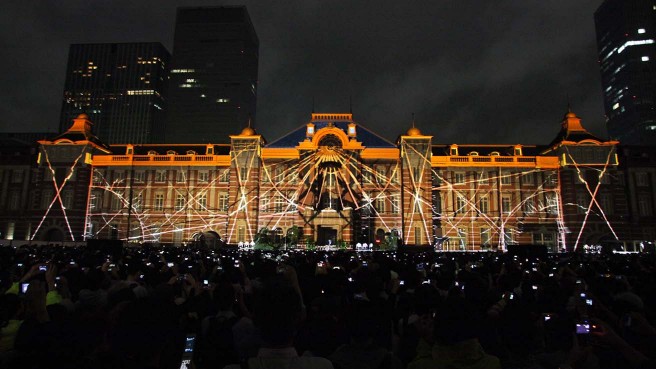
[252,276,303,348]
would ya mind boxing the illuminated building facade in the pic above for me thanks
[595,0,656,145]
[165,6,259,144]
[59,42,170,144]
[2,111,655,251]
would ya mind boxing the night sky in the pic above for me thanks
[0,1,607,144]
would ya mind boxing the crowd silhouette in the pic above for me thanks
[1,244,655,369]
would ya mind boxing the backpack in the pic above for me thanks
[197,315,240,368]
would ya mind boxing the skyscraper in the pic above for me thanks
[595,0,656,145]
[165,6,259,143]
[59,43,170,144]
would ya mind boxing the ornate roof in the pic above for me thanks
[267,113,396,148]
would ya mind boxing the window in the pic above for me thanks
[502,196,512,214]
[12,170,24,183]
[63,191,74,209]
[111,193,122,210]
[133,171,145,183]
[197,194,207,209]
[114,171,124,183]
[600,194,613,215]
[92,170,104,185]
[503,228,515,246]
[479,196,489,214]
[238,227,245,242]
[363,169,373,183]
[391,196,400,214]
[154,193,164,211]
[522,199,535,214]
[375,196,385,213]
[219,193,229,212]
[546,172,558,186]
[432,173,441,186]
[454,172,465,184]
[274,195,285,213]
[8,191,20,210]
[501,172,512,185]
[636,172,649,187]
[638,195,652,216]
[376,167,386,184]
[414,227,422,245]
[521,173,534,185]
[239,167,248,181]
[456,195,466,213]
[176,171,186,183]
[545,192,559,215]
[90,191,101,210]
[576,192,588,214]
[155,170,166,183]
[198,171,209,182]
[129,193,140,212]
[261,196,270,212]
[175,194,185,211]
[478,172,489,186]
[41,190,52,209]
[219,169,230,182]
[480,228,491,246]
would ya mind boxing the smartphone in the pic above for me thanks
[39,265,47,272]
[168,262,174,267]
[362,261,368,267]
[532,285,538,291]
[400,280,405,286]
[586,298,593,306]
[416,263,425,271]
[317,261,325,267]
[576,321,590,334]
[234,260,240,268]
[21,283,29,294]
[17,263,23,267]
[203,279,209,286]
[179,334,196,369]
[509,293,515,300]
[543,313,552,322]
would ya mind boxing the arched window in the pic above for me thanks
[318,134,342,148]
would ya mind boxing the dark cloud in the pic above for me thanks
[0,0,606,144]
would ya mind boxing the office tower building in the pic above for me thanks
[59,43,170,144]
[595,0,656,145]
[165,6,259,143]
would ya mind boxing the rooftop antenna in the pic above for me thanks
[567,93,572,113]
[312,96,315,113]
[349,95,353,114]
[412,112,416,128]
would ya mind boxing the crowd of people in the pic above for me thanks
[0,244,655,369]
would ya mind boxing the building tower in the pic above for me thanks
[165,6,259,144]
[595,0,656,145]
[59,43,170,144]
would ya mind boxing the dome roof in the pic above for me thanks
[240,126,255,136]
[77,113,90,120]
[407,126,422,136]
[565,111,577,118]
